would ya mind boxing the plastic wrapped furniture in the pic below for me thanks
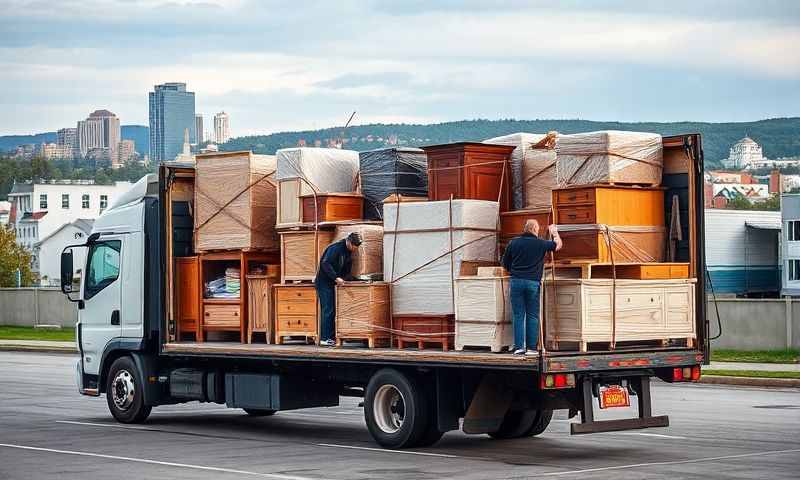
[275,147,360,227]
[359,148,428,220]
[454,274,513,352]
[555,131,663,187]
[383,199,499,316]
[484,132,557,210]
[335,282,390,347]
[333,223,384,277]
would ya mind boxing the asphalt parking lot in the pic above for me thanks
[0,351,798,479]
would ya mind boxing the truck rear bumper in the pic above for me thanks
[571,375,666,435]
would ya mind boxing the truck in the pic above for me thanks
[58,133,708,449]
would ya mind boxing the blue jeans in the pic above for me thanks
[510,278,541,350]
[316,282,336,341]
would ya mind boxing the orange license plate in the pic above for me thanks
[599,385,630,409]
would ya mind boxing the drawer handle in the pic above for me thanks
[568,214,577,219]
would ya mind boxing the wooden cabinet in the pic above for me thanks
[590,263,689,280]
[194,151,278,252]
[454,276,513,353]
[203,301,241,330]
[301,193,364,224]
[175,256,200,341]
[423,142,515,212]
[392,314,454,350]
[274,284,319,344]
[552,186,665,263]
[247,274,278,343]
[499,208,551,246]
[335,282,390,347]
[543,278,696,351]
[279,230,335,283]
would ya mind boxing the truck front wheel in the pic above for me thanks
[106,356,151,424]
[364,369,429,449]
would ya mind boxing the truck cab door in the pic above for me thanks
[79,235,125,376]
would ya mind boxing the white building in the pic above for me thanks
[723,137,764,169]
[214,111,230,144]
[33,219,94,286]
[195,114,204,145]
[77,109,121,161]
[0,201,11,226]
[7,180,133,252]
[711,183,770,202]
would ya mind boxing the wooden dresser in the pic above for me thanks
[454,275,513,353]
[301,193,364,224]
[274,284,319,344]
[335,282,390,347]
[175,256,200,341]
[552,186,665,263]
[247,274,279,343]
[422,142,515,212]
[392,314,455,350]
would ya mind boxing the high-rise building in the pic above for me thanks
[116,139,136,167]
[76,110,120,162]
[214,111,230,144]
[149,82,196,163]
[195,114,204,145]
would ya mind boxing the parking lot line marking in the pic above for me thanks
[530,448,800,477]
[608,432,687,439]
[57,420,153,430]
[315,443,460,458]
[0,443,317,480]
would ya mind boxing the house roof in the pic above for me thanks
[18,211,48,222]
[746,219,781,231]
[35,219,95,247]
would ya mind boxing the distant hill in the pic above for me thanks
[0,125,149,155]
[222,117,800,168]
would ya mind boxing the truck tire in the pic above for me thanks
[364,369,429,449]
[243,408,277,417]
[106,356,151,424]
[415,419,445,447]
[522,409,553,437]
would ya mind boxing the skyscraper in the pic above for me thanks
[76,110,120,161]
[195,114,204,145]
[149,82,196,163]
[214,111,230,144]
[56,127,77,160]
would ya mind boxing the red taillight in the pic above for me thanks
[672,366,701,382]
[673,367,683,381]
[540,373,576,389]
[691,365,701,380]
[554,374,567,388]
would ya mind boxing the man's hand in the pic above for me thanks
[548,224,559,236]
[335,277,345,286]
[548,224,563,251]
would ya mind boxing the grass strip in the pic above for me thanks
[704,369,800,380]
[711,349,799,364]
[0,326,76,342]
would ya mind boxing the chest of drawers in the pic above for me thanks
[274,284,319,344]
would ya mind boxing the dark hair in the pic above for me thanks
[347,232,362,246]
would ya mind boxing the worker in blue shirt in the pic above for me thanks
[502,220,563,355]
[314,232,362,346]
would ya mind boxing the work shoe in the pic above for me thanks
[319,339,336,347]
[526,349,538,356]
[513,348,526,355]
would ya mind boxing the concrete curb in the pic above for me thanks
[0,344,78,354]
[700,375,800,388]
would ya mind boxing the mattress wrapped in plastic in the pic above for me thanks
[383,199,499,315]
[359,147,428,220]
[333,223,384,277]
[555,131,663,187]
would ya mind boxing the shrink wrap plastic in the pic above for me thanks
[484,132,556,210]
[335,283,391,336]
[383,199,499,315]
[333,223,384,277]
[194,153,278,252]
[359,148,428,220]
[555,224,666,263]
[555,131,663,187]
[275,147,360,192]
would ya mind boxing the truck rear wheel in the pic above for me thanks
[106,356,151,424]
[488,409,552,439]
[364,369,429,449]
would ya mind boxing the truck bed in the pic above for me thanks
[162,342,701,372]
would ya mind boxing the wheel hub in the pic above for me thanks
[111,370,135,411]
[374,384,406,434]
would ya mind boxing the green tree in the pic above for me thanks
[0,226,34,287]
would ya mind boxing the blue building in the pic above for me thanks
[149,83,196,163]
[705,209,781,296]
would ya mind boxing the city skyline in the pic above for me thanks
[1,1,798,137]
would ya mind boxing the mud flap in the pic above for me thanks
[462,374,514,434]
[571,376,669,434]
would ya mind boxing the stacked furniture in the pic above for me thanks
[301,192,364,224]
[274,284,319,344]
[279,230,335,283]
[175,256,200,341]
[335,282,391,347]
[247,270,279,344]
[274,147,360,228]
[333,223,384,278]
[483,132,557,210]
[422,142,515,212]
[359,147,428,220]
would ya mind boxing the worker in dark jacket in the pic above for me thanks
[314,232,362,346]
[502,219,563,355]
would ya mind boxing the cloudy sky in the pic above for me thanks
[1,0,799,136]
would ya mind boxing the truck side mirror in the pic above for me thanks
[60,248,81,302]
